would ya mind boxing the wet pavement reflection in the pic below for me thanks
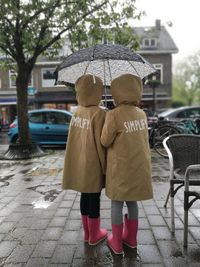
[80,242,140,266]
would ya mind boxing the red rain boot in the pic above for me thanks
[88,217,108,245]
[81,215,89,242]
[122,214,138,248]
[107,223,123,255]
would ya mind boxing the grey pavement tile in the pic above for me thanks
[157,240,184,260]
[191,209,200,218]
[0,222,15,234]
[39,210,56,219]
[100,209,111,219]
[138,244,162,264]
[63,194,77,200]
[30,219,49,230]
[49,217,67,227]
[138,209,146,218]
[58,230,79,244]
[0,241,18,258]
[3,213,24,222]
[138,229,156,245]
[152,226,174,241]
[6,245,35,263]
[139,218,150,229]
[68,210,81,220]
[0,197,14,204]
[41,228,63,241]
[72,202,81,210]
[16,217,35,228]
[65,219,81,231]
[0,208,13,217]
[22,230,44,244]
[54,208,70,217]
[164,258,189,267]
[3,264,24,267]
[175,229,196,245]
[143,206,160,215]
[25,258,49,267]
[147,215,166,226]
[0,216,5,224]
[0,233,5,242]
[51,245,75,264]
[141,199,156,206]
[159,208,171,218]
[165,217,184,230]
[4,227,27,242]
[59,200,74,208]
[32,241,57,258]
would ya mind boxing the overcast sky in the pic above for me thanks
[132,0,200,65]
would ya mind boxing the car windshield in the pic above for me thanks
[158,109,174,117]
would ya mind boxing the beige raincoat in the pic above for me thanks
[62,74,106,192]
[101,74,153,201]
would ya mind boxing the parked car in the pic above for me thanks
[158,106,200,121]
[8,109,72,145]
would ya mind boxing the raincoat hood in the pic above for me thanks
[75,74,103,107]
[111,74,143,105]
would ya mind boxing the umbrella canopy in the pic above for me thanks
[55,44,157,86]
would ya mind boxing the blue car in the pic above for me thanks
[8,109,72,145]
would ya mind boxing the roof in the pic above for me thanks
[134,25,178,54]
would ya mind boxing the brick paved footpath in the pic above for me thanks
[0,148,200,267]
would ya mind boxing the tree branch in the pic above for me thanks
[36,0,108,56]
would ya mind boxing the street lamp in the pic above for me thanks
[147,74,160,113]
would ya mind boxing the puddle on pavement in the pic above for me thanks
[172,250,184,258]
[28,184,62,209]
[23,177,33,182]
[82,242,140,266]
[152,175,169,182]
[28,167,63,176]
[0,174,14,188]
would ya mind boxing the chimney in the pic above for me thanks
[155,19,161,30]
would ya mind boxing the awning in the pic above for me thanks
[34,91,77,103]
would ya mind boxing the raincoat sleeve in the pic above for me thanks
[101,111,117,148]
[93,109,106,174]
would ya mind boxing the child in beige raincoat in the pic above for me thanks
[62,74,107,245]
[101,74,153,254]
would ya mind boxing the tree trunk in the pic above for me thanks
[16,65,31,145]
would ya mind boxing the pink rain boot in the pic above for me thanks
[122,214,138,248]
[81,215,89,242]
[88,217,108,245]
[107,223,123,255]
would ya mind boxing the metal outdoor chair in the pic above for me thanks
[163,134,200,247]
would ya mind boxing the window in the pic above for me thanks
[177,108,200,119]
[42,68,56,87]
[145,64,163,85]
[29,112,44,123]
[9,70,33,88]
[142,38,157,48]
[46,112,71,125]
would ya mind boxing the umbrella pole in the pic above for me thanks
[104,85,107,108]
[103,60,107,108]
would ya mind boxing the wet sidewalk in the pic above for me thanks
[0,149,200,266]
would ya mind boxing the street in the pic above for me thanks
[0,138,200,266]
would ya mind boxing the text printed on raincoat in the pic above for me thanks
[71,116,90,130]
[124,119,148,133]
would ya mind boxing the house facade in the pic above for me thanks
[0,19,178,127]
[135,19,178,109]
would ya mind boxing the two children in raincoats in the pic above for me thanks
[62,73,153,254]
